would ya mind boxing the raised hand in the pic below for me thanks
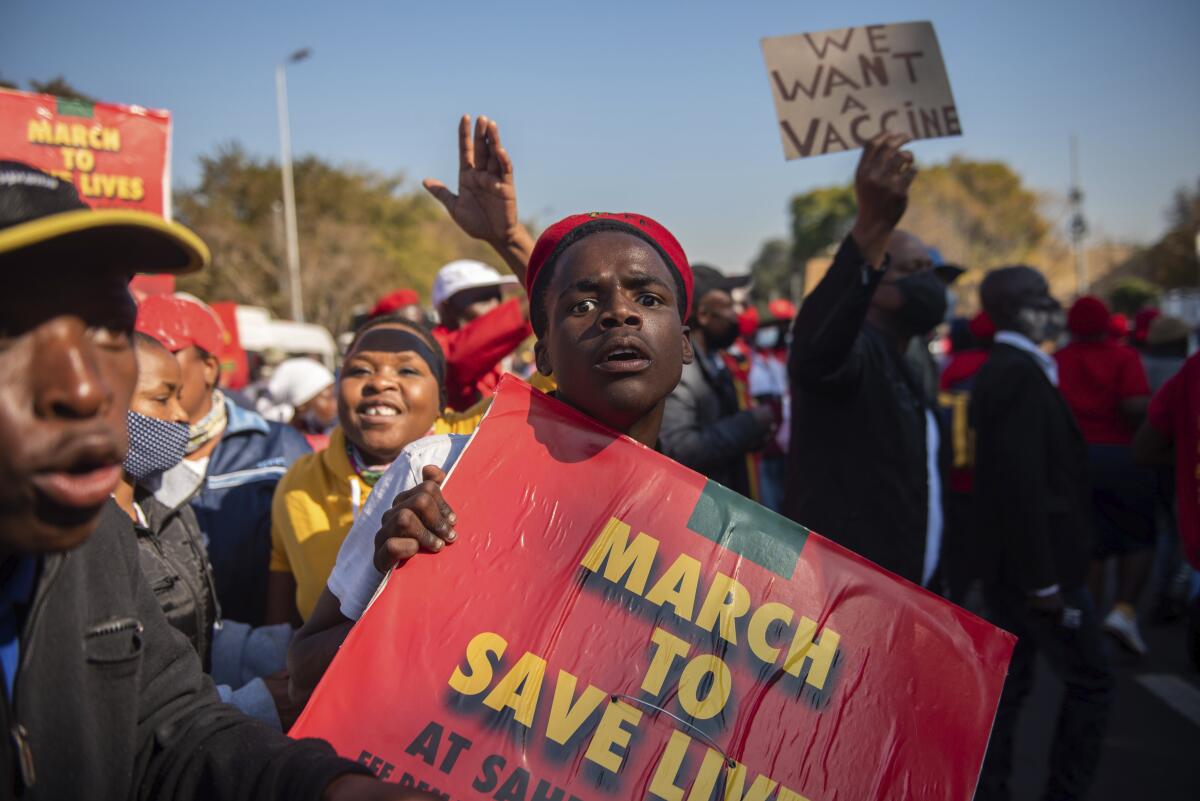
[423,115,532,281]
[850,132,916,268]
[372,465,457,574]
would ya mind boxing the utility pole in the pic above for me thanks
[1068,135,1088,296]
[276,48,311,322]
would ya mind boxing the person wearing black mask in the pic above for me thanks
[661,264,775,498]
[785,134,946,585]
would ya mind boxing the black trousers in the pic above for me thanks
[977,584,1114,801]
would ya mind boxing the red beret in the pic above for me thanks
[136,294,225,355]
[768,298,797,321]
[1133,307,1160,343]
[1067,295,1110,338]
[526,212,693,325]
[1108,312,1129,339]
[370,288,421,318]
[968,310,996,341]
[738,306,760,338]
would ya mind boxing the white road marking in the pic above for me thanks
[1136,674,1200,728]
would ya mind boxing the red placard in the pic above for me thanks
[292,376,1014,801]
[0,87,171,216]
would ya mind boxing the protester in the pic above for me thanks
[267,315,447,626]
[937,310,995,601]
[266,356,338,450]
[1134,353,1200,601]
[785,133,944,586]
[745,299,794,511]
[1140,314,1190,392]
[0,161,423,799]
[1056,295,1155,655]
[661,263,774,498]
[971,267,1112,801]
[115,333,297,728]
[1133,306,1161,348]
[137,294,311,626]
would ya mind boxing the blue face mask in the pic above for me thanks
[124,411,190,482]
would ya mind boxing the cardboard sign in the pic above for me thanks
[292,377,1013,801]
[762,21,960,159]
[0,88,172,216]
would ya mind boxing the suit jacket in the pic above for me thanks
[661,345,766,497]
[969,342,1093,591]
[785,235,935,584]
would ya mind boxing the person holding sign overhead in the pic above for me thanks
[783,133,946,587]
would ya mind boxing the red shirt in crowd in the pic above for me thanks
[1055,339,1150,445]
[1147,351,1200,569]
[432,297,532,411]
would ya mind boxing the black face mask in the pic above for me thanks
[895,271,949,336]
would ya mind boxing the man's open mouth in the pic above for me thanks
[595,339,653,374]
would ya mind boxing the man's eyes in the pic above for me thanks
[637,294,665,307]
[570,299,598,314]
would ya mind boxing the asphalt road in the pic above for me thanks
[1010,615,1200,800]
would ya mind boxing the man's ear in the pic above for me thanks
[202,353,221,392]
[534,340,552,376]
[681,325,695,365]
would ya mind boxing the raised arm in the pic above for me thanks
[790,133,915,390]
[424,114,534,282]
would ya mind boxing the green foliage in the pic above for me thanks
[175,143,500,333]
[1142,178,1200,289]
[784,185,856,299]
[748,238,792,302]
[1108,277,1160,315]
[27,76,99,104]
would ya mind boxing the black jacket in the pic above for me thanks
[785,235,935,584]
[0,500,366,800]
[969,341,1093,592]
[661,345,768,497]
[135,491,218,672]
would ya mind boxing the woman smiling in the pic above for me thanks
[265,315,447,625]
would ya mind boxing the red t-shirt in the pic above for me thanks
[1148,351,1200,569]
[433,298,533,412]
[1055,340,1150,445]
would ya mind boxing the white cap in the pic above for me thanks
[267,357,335,408]
[431,260,518,308]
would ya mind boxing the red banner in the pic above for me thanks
[293,376,1014,801]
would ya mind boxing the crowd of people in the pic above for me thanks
[0,111,1197,801]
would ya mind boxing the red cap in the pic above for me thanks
[1108,312,1129,339]
[968,310,996,341]
[1134,307,1160,343]
[767,298,797,321]
[526,213,693,326]
[136,294,226,355]
[738,307,760,338]
[1067,295,1110,338]
[370,288,421,318]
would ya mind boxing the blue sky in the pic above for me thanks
[3,0,1197,270]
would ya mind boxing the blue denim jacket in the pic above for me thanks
[156,396,310,626]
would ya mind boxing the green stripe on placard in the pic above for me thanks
[56,97,94,119]
[685,480,808,580]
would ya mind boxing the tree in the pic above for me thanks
[175,144,502,334]
[1108,277,1160,315]
[748,238,792,302]
[27,76,99,104]
[1143,178,1200,289]
[787,185,857,299]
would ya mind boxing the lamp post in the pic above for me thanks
[276,47,310,322]
[1068,134,1088,296]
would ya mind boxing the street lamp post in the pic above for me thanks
[276,48,310,322]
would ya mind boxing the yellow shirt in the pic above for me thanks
[269,427,370,621]
[270,375,555,620]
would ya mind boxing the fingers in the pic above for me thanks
[473,115,489,177]
[459,114,474,173]
[422,178,457,211]
[371,468,457,573]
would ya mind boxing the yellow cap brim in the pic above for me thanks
[0,208,210,275]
